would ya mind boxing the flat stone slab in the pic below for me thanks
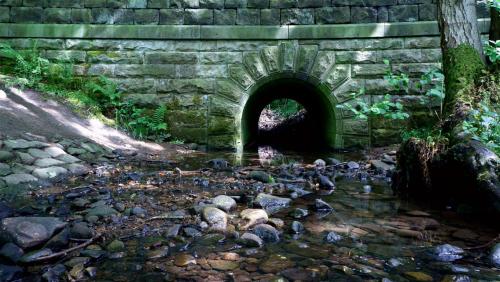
[44,146,66,158]
[34,158,65,168]
[2,173,38,185]
[56,154,81,164]
[0,217,66,248]
[4,139,48,150]
[28,148,51,159]
[32,166,68,179]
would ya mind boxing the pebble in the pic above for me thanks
[433,244,464,262]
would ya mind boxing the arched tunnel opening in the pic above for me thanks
[242,78,337,151]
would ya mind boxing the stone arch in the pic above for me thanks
[208,41,370,150]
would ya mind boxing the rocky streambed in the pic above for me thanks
[0,144,499,281]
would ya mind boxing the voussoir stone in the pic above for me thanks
[0,217,67,249]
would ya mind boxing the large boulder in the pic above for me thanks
[0,217,67,249]
[254,193,291,214]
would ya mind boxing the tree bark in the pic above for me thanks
[491,7,500,42]
[437,0,486,116]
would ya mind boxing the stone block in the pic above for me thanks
[270,0,296,8]
[170,0,199,8]
[87,64,115,76]
[111,9,135,24]
[43,8,71,23]
[196,64,227,78]
[351,7,377,23]
[247,0,268,8]
[134,9,159,24]
[71,8,92,23]
[378,49,422,63]
[404,36,440,48]
[418,4,436,21]
[91,8,113,24]
[114,64,176,78]
[87,51,143,64]
[260,9,279,25]
[148,0,169,8]
[145,52,198,64]
[200,0,224,8]
[378,6,388,22]
[47,0,83,8]
[127,0,147,8]
[209,116,236,135]
[184,9,213,25]
[214,9,236,25]
[0,7,9,22]
[0,0,21,5]
[44,50,86,63]
[298,0,327,8]
[388,5,418,22]
[237,9,259,25]
[315,7,350,24]
[224,0,246,8]
[106,0,127,8]
[199,52,242,64]
[159,9,184,24]
[83,0,103,7]
[114,78,156,93]
[281,8,314,25]
[335,51,377,64]
[10,7,43,23]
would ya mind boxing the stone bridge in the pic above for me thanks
[0,0,491,150]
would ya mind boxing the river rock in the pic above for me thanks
[325,231,342,243]
[44,228,69,249]
[208,259,239,271]
[249,171,274,183]
[28,148,51,159]
[318,174,335,189]
[70,222,93,239]
[4,139,47,149]
[491,243,500,267]
[370,160,395,172]
[147,246,169,259]
[314,159,326,167]
[315,199,333,211]
[0,151,15,162]
[432,244,464,262]
[57,154,81,164]
[19,248,53,263]
[0,242,24,262]
[0,217,67,248]
[291,221,304,233]
[290,208,308,219]
[44,146,66,158]
[2,173,38,185]
[252,224,280,243]
[347,161,360,170]
[260,254,294,273]
[207,159,230,170]
[107,239,125,252]
[34,158,65,168]
[86,205,118,218]
[66,163,89,175]
[32,166,68,179]
[212,195,237,212]
[254,193,291,214]
[202,207,227,231]
[131,206,147,217]
[174,253,196,267]
[0,202,13,219]
[16,152,35,165]
[42,264,66,282]
[0,264,23,281]
[240,209,268,230]
[240,232,263,247]
[0,163,11,176]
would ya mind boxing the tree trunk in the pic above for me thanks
[491,7,499,42]
[438,0,486,117]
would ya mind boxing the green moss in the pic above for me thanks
[442,44,485,115]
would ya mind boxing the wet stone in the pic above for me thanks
[0,151,15,162]
[19,248,53,263]
[404,271,433,281]
[86,205,118,218]
[239,232,263,247]
[212,195,237,212]
[254,193,291,214]
[2,173,38,185]
[291,221,304,233]
[0,264,23,282]
[107,239,125,252]
[290,208,309,219]
[0,242,24,262]
[174,253,196,267]
[0,163,11,176]
[202,207,227,231]
[260,254,295,273]
[432,244,464,262]
[70,222,93,239]
[491,243,500,267]
[240,209,268,230]
[248,171,274,183]
[324,231,342,243]
[315,199,333,211]
[28,148,51,159]
[252,224,280,243]
[147,246,169,259]
[131,206,147,217]
[208,259,240,271]
[34,158,65,168]
[347,161,360,170]
[0,217,67,248]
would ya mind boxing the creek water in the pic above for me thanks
[88,146,499,281]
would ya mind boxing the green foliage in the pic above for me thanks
[266,99,304,118]
[462,102,500,154]
[484,40,500,64]
[417,68,446,119]
[337,61,414,121]
[401,127,448,145]
[487,0,500,10]
[0,41,172,142]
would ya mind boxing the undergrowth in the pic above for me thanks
[0,42,171,142]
